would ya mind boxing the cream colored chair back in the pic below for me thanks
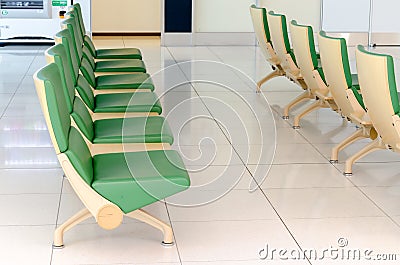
[249,5,279,65]
[267,11,300,76]
[356,46,400,149]
[318,32,363,118]
[289,21,319,93]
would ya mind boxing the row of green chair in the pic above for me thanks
[251,5,400,175]
[33,3,190,248]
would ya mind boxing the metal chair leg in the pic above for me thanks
[282,90,313,120]
[126,209,174,246]
[344,138,386,176]
[53,208,92,248]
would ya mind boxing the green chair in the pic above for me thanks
[44,47,174,155]
[318,32,377,173]
[346,46,400,173]
[64,12,146,73]
[267,11,310,119]
[45,44,162,120]
[34,63,190,247]
[289,20,338,129]
[70,3,142,60]
[51,34,152,96]
[60,20,154,91]
[249,5,285,92]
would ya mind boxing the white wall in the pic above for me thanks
[260,0,321,30]
[194,0,256,32]
[92,0,160,33]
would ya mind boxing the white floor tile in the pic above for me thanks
[0,194,59,225]
[167,189,278,221]
[0,225,53,265]
[173,220,300,262]
[360,186,400,216]
[253,164,353,189]
[0,168,63,194]
[266,187,384,219]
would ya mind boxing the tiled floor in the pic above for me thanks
[1,36,400,264]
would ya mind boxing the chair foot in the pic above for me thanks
[343,172,353,177]
[161,241,175,247]
[330,160,339,164]
[292,126,300,130]
[344,138,385,175]
[282,116,289,120]
[52,244,65,249]
[283,90,313,118]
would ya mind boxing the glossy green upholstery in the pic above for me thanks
[70,4,142,60]
[35,63,71,152]
[72,97,173,144]
[82,46,146,73]
[93,150,190,213]
[80,57,154,90]
[46,44,162,115]
[75,75,162,114]
[56,25,153,90]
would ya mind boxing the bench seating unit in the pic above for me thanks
[34,63,190,247]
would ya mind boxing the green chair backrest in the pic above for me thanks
[318,32,361,117]
[356,45,400,147]
[61,18,83,65]
[250,5,273,61]
[70,3,86,39]
[54,29,80,83]
[65,11,84,50]
[289,20,320,91]
[33,63,71,154]
[34,64,94,185]
[76,74,96,111]
[80,57,97,87]
[44,45,95,143]
[71,3,99,58]
[82,45,96,69]
[65,126,94,185]
[45,44,76,113]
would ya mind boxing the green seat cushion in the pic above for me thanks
[93,116,174,144]
[96,73,154,91]
[94,92,162,114]
[92,150,190,213]
[350,85,366,110]
[95,59,147,73]
[95,48,142,60]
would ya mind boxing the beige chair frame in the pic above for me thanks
[267,11,310,119]
[249,5,285,92]
[289,21,337,129]
[318,32,378,175]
